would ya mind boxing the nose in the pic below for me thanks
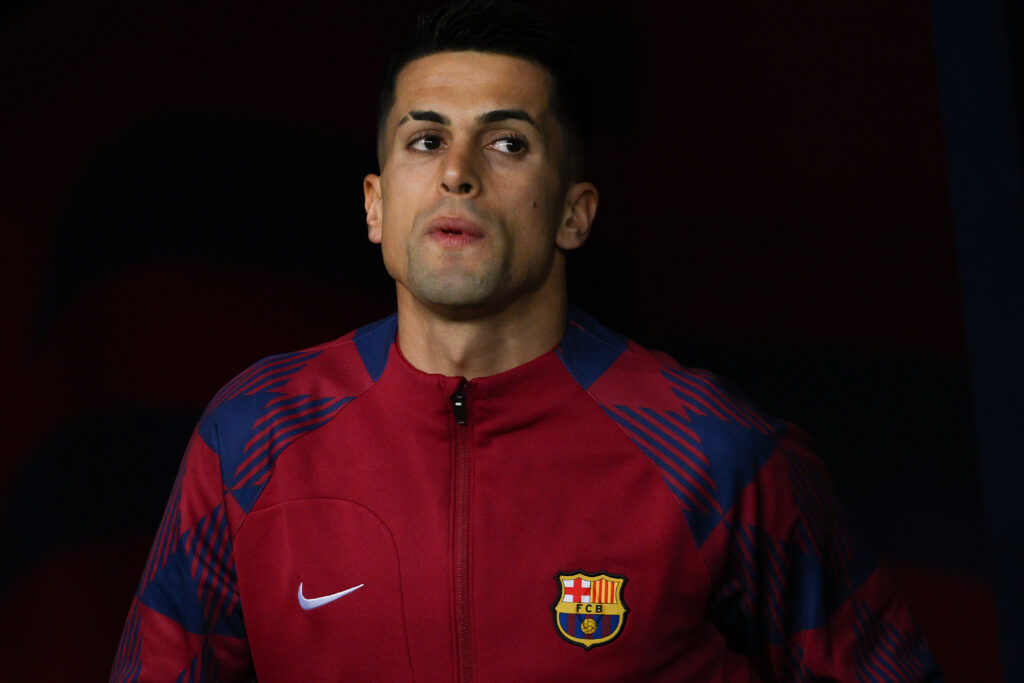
[439,142,480,197]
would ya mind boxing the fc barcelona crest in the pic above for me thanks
[552,571,628,649]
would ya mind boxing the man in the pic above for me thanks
[113,1,941,680]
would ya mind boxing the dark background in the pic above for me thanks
[1,1,1019,680]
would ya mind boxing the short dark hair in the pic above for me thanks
[376,0,587,179]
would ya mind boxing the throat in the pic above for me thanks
[393,293,569,379]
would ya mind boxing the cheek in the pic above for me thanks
[377,211,410,273]
[514,199,563,262]
[531,189,566,234]
[381,221,406,255]
[378,235,406,283]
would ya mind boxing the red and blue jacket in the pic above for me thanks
[112,309,940,681]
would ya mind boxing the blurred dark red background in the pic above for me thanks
[1,1,1018,680]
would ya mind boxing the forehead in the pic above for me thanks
[390,51,554,125]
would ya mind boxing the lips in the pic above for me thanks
[425,215,486,246]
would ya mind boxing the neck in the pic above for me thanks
[395,287,569,380]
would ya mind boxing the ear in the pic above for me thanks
[555,181,598,251]
[364,173,383,244]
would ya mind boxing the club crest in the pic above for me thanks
[552,571,628,649]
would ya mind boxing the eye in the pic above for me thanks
[488,135,527,155]
[408,134,444,152]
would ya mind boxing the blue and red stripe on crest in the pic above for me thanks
[558,613,621,640]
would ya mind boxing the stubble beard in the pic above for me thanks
[404,242,509,310]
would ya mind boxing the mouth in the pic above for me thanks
[426,216,486,245]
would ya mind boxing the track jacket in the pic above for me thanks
[112,309,941,681]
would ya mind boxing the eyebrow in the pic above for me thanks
[396,109,540,130]
[398,110,450,126]
[477,109,539,129]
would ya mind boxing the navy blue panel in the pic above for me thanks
[139,532,245,639]
[199,391,272,505]
[200,380,349,514]
[719,525,834,650]
[685,410,778,534]
[200,391,297,512]
[558,307,628,389]
[780,529,829,637]
[140,542,206,634]
[851,599,940,681]
[603,406,725,545]
[353,314,397,382]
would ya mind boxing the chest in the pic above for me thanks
[230,380,733,681]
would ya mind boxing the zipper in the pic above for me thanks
[450,380,472,681]
[451,381,468,426]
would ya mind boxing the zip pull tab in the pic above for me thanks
[450,380,468,425]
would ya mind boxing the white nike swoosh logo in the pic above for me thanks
[297,582,365,610]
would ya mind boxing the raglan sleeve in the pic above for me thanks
[707,422,943,681]
[110,416,254,682]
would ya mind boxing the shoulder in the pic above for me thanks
[195,314,397,513]
[203,313,397,422]
[561,308,791,543]
[560,308,785,445]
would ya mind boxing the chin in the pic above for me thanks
[408,270,501,307]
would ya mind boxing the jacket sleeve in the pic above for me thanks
[708,423,943,681]
[110,424,253,682]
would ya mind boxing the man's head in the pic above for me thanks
[363,1,597,323]
[376,0,586,181]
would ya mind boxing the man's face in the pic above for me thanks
[364,51,593,317]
